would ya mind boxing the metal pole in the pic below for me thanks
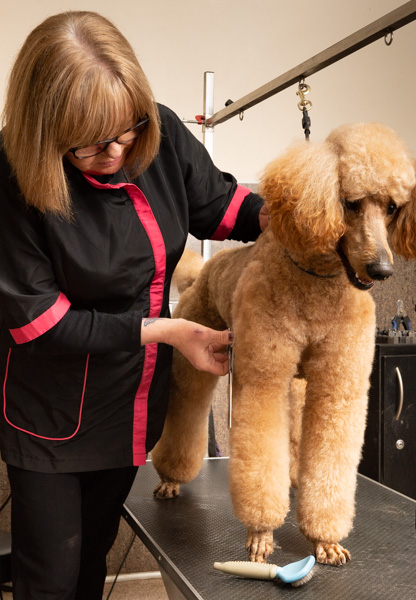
[203,71,215,157]
[202,72,215,261]
[207,0,416,127]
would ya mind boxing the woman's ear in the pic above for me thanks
[390,176,416,259]
[259,140,344,256]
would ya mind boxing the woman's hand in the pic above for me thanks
[259,204,270,231]
[141,318,233,376]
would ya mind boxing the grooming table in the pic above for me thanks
[122,458,415,600]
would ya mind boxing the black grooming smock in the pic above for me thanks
[0,104,263,473]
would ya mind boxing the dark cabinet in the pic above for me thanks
[359,343,416,499]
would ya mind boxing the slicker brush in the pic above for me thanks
[214,555,315,587]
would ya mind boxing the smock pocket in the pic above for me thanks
[3,348,89,440]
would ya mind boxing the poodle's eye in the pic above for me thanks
[387,201,397,216]
[344,199,361,214]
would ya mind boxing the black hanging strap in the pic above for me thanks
[302,106,311,140]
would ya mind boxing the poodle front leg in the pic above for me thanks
[229,349,300,562]
[297,334,374,565]
[152,348,219,498]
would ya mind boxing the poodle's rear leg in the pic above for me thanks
[152,275,226,498]
[152,348,219,498]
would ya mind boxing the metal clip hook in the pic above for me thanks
[297,81,313,112]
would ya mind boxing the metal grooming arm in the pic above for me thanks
[206,1,416,128]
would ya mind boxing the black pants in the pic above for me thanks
[7,464,138,600]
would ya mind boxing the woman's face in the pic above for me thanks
[65,115,139,175]
[65,138,135,175]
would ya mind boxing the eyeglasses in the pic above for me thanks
[68,115,149,159]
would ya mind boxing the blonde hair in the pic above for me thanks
[1,11,161,217]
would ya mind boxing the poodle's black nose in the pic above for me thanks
[366,262,394,280]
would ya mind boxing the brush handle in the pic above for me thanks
[213,561,279,580]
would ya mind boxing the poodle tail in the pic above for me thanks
[173,248,204,294]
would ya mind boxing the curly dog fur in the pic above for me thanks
[152,123,416,566]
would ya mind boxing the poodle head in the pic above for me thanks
[260,122,416,270]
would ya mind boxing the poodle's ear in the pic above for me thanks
[259,140,345,256]
[390,173,416,259]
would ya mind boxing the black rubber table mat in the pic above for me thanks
[123,458,415,599]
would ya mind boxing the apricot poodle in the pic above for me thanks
[152,123,416,566]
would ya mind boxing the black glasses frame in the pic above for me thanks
[68,115,149,159]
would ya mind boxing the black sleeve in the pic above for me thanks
[159,105,263,242]
[12,307,143,355]
[0,148,141,355]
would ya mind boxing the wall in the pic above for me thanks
[1,0,415,178]
[1,0,415,578]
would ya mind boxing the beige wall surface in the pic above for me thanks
[0,0,415,182]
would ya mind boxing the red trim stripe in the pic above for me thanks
[83,174,166,466]
[210,185,252,240]
[9,292,71,345]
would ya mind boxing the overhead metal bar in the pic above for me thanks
[207,0,416,127]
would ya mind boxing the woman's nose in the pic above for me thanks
[104,141,124,158]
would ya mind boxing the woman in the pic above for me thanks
[0,11,266,599]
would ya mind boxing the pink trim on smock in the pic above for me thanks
[9,292,71,344]
[83,174,166,466]
[210,185,252,240]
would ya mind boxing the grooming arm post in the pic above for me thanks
[202,71,215,262]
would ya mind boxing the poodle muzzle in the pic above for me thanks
[336,245,393,291]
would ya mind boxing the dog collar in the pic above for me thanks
[286,252,342,279]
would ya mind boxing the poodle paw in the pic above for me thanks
[314,542,351,566]
[153,480,181,499]
[245,529,274,563]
